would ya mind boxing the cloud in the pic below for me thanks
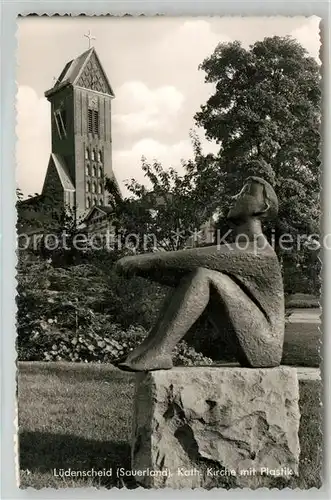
[154,20,231,106]
[16,19,231,196]
[111,20,231,151]
[158,20,231,73]
[16,85,51,196]
[18,17,322,199]
[291,16,321,62]
[113,81,185,135]
[113,132,218,196]
[113,138,192,194]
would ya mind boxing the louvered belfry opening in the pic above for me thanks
[88,108,99,136]
[93,110,99,135]
[88,109,93,134]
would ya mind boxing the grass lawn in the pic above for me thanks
[18,362,322,490]
[275,373,322,489]
[18,362,136,489]
[282,321,320,367]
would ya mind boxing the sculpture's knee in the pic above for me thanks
[178,267,211,289]
[187,267,211,282]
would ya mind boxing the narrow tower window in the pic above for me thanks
[93,111,99,136]
[92,182,97,194]
[86,197,91,209]
[98,183,103,194]
[88,108,99,136]
[99,166,103,177]
[92,164,97,177]
[54,109,67,139]
[98,150,102,163]
[88,109,93,134]
[85,147,90,160]
[86,181,90,193]
[85,163,90,176]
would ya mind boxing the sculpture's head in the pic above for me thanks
[227,176,278,224]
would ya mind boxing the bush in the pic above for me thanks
[173,341,213,366]
[18,322,213,367]
[17,322,147,363]
[104,273,167,330]
[17,251,167,334]
[16,252,214,366]
[285,293,319,309]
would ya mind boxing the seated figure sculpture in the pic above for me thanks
[115,176,284,372]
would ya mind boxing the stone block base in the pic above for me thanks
[131,366,300,489]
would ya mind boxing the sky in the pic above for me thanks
[16,16,321,197]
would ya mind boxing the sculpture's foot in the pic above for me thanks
[113,333,156,367]
[113,347,148,367]
[112,354,128,367]
[113,351,145,368]
[117,354,173,372]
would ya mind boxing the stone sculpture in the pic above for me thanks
[115,176,284,371]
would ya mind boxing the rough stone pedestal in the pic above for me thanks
[131,367,300,489]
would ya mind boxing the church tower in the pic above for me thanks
[43,44,116,219]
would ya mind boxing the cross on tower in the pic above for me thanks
[84,30,96,49]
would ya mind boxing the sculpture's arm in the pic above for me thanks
[116,243,268,287]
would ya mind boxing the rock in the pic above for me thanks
[132,366,300,489]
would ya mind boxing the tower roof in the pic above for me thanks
[56,48,93,87]
[45,47,114,98]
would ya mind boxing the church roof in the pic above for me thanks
[56,48,92,86]
[45,47,114,98]
[83,205,114,222]
[49,153,75,192]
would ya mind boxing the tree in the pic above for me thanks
[194,36,321,293]
[109,131,222,253]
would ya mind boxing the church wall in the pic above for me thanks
[104,98,114,204]
[103,98,113,200]
[73,87,114,219]
[73,88,88,218]
[99,94,105,140]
